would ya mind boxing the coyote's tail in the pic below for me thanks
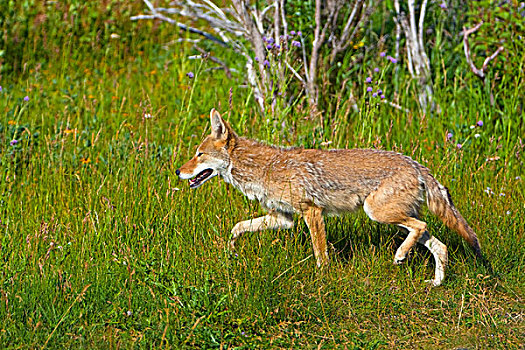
[423,170,483,259]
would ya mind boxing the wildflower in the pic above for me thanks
[374,67,379,73]
[474,133,481,138]
[484,187,493,195]
[447,132,453,140]
[377,89,383,94]
[80,157,91,164]
[297,31,302,36]
[267,37,274,44]
[0,86,2,92]
[8,120,16,125]
[127,310,133,316]
[10,139,18,146]
[499,193,505,197]
[263,59,270,68]
[254,56,259,62]
[144,113,153,119]
[380,52,386,57]
[290,30,296,36]
[389,56,398,64]
[110,33,120,39]
[292,40,301,48]
[365,77,372,83]
[439,2,447,9]
[372,93,378,97]
[24,96,29,102]
[366,87,373,92]
[274,44,280,49]
[470,125,475,129]
[456,143,462,149]
[262,36,267,42]
[266,44,273,50]
[380,94,385,99]
[506,210,511,215]
[186,72,194,78]
[477,120,483,127]
[516,176,521,180]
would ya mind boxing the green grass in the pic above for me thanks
[0,2,524,349]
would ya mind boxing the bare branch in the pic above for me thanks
[131,13,228,46]
[193,46,234,78]
[482,46,504,72]
[462,22,485,79]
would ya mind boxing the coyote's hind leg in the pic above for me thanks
[394,217,428,265]
[417,231,448,286]
[230,211,294,250]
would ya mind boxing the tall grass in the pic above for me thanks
[0,1,523,348]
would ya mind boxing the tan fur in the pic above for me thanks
[177,109,483,286]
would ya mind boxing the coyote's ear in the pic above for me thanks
[210,108,228,140]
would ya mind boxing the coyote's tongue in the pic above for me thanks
[188,169,213,188]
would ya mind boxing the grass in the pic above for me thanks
[0,2,524,348]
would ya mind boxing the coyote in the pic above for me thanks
[176,109,483,286]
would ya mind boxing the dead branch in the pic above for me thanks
[462,21,504,105]
[462,21,504,80]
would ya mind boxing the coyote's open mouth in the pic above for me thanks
[188,169,214,188]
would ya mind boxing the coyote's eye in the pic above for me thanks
[196,152,203,157]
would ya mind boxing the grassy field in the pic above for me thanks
[1,2,524,348]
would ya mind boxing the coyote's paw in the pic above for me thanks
[424,279,442,287]
[229,224,243,251]
[393,255,406,265]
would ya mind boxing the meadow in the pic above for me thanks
[0,1,524,348]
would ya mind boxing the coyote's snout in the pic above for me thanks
[176,109,484,286]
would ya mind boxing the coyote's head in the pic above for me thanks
[176,109,237,189]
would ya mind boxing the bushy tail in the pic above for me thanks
[423,170,483,259]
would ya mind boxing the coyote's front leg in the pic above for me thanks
[303,206,329,268]
[230,211,294,250]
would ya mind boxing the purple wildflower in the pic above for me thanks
[292,40,301,48]
[366,87,373,92]
[186,72,194,79]
[262,36,267,42]
[380,52,386,57]
[447,132,453,140]
[377,89,383,94]
[477,120,483,127]
[274,44,280,49]
[290,30,296,36]
[266,44,273,50]
[365,77,372,83]
[380,94,385,99]
[439,2,447,9]
[263,60,270,68]
[374,67,380,73]
[254,56,259,62]
[457,143,462,149]
[24,96,29,102]
[297,31,302,36]
[0,86,2,92]
[372,93,378,97]
[267,37,274,44]
[387,56,398,63]
[10,139,18,146]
